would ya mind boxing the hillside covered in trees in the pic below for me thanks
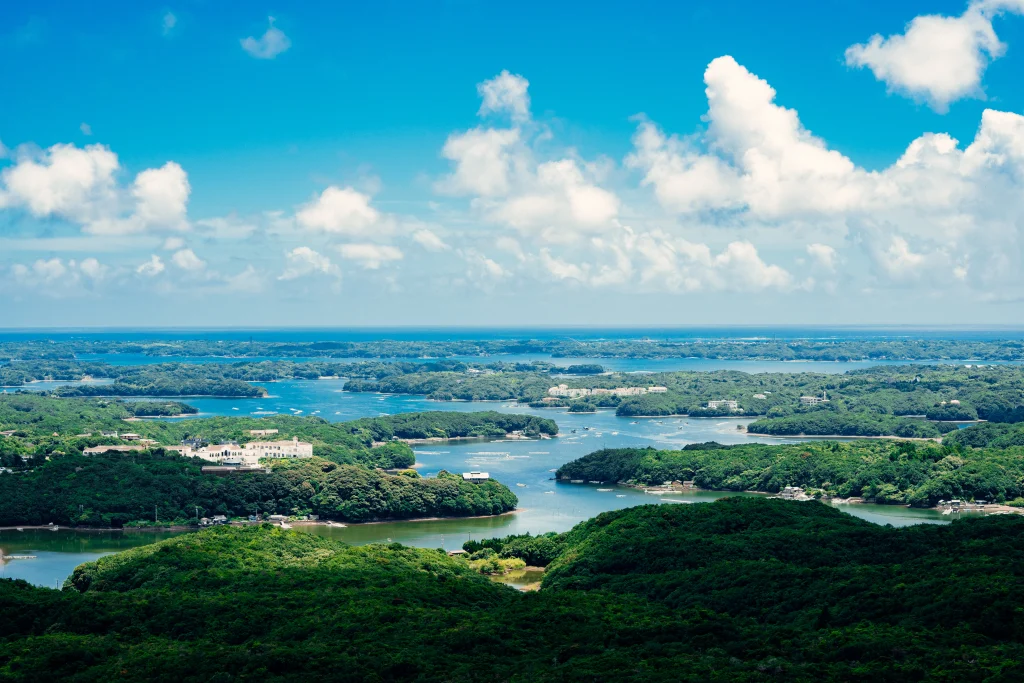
[0,453,517,526]
[0,395,550,526]
[555,440,1024,506]
[1,499,1022,680]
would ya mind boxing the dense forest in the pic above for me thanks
[6,335,1024,361]
[1,499,1022,680]
[0,452,517,526]
[555,440,1024,506]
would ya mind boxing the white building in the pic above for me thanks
[249,429,279,436]
[462,471,490,481]
[706,400,739,410]
[547,384,669,398]
[800,391,829,406]
[177,437,313,467]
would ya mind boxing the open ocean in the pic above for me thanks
[4,325,1024,342]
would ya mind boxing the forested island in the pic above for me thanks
[0,395,556,526]
[1,498,1022,680]
[6,359,1024,439]
[0,453,517,527]
[555,437,1024,507]
[345,362,1024,437]
[7,335,1024,361]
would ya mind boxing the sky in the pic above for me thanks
[4,0,1024,327]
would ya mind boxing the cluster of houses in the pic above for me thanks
[776,486,811,501]
[547,385,668,399]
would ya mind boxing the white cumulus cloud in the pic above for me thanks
[279,246,339,280]
[241,16,291,59]
[412,229,449,251]
[336,243,403,269]
[137,255,165,276]
[477,70,531,121]
[845,0,1024,111]
[296,186,384,235]
[171,248,205,271]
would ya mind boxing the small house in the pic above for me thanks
[462,472,490,482]
[447,549,468,557]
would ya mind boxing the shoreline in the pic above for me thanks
[745,431,942,442]
[0,510,523,534]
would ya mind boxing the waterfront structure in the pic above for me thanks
[548,384,670,398]
[800,391,829,406]
[705,400,740,410]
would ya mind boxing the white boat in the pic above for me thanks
[232,407,239,410]
[280,522,293,529]
[529,452,549,455]
[570,479,584,483]
[597,488,613,492]
[544,491,554,494]
[616,495,626,498]
[516,483,527,487]
[329,522,347,528]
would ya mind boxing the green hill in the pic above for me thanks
[2,500,1024,680]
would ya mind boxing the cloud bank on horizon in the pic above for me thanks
[2,1,1024,325]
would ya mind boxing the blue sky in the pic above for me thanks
[4,0,1024,326]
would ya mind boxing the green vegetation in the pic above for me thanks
[463,531,568,566]
[2,500,1023,680]
[0,395,551,525]
[745,411,957,437]
[7,335,1024,361]
[0,394,197,441]
[0,452,517,526]
[350,363,1024,437]
[556,440,1024,506]
[0,394,556,468]
[7,358,1024,440]
[944,421,1024,448]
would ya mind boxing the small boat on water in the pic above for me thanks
[329,522,347,528]
[588,480,602,484]
[516,483,526,487]
[530,451,549,455]
[616,495,626,498]
[544,491,554,494]
[232,407,239,410]
[50,525,59,531]
[570,479,584,483]
[597,488,613,492]
[548,468,557,472]
[280,522,293,529]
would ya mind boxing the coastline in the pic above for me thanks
[0,510,523,534]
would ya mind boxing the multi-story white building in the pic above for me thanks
[548,384,671,398]
[178,437,313,466]
[706,400,740,410]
